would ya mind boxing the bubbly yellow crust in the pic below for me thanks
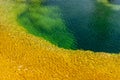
[0,0,120,80]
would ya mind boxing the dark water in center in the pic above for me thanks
[43,0,120,53]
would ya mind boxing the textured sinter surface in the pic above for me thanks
[18,0,120,53]
[0,0,120,80]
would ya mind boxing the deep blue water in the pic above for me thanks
[43,0,120,53]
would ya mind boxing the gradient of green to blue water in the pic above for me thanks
[17,0,120,53]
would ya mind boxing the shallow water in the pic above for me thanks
[18,0,120,53]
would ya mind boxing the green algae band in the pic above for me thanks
[18,0,120,53]
[18,5,76,49]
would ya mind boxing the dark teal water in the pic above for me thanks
[109,0,120,4]
[43,0,120,53]
[18,0,120,53]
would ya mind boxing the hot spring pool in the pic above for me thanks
[18,0,120,53]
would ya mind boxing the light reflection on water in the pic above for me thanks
[109,0,120,4]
